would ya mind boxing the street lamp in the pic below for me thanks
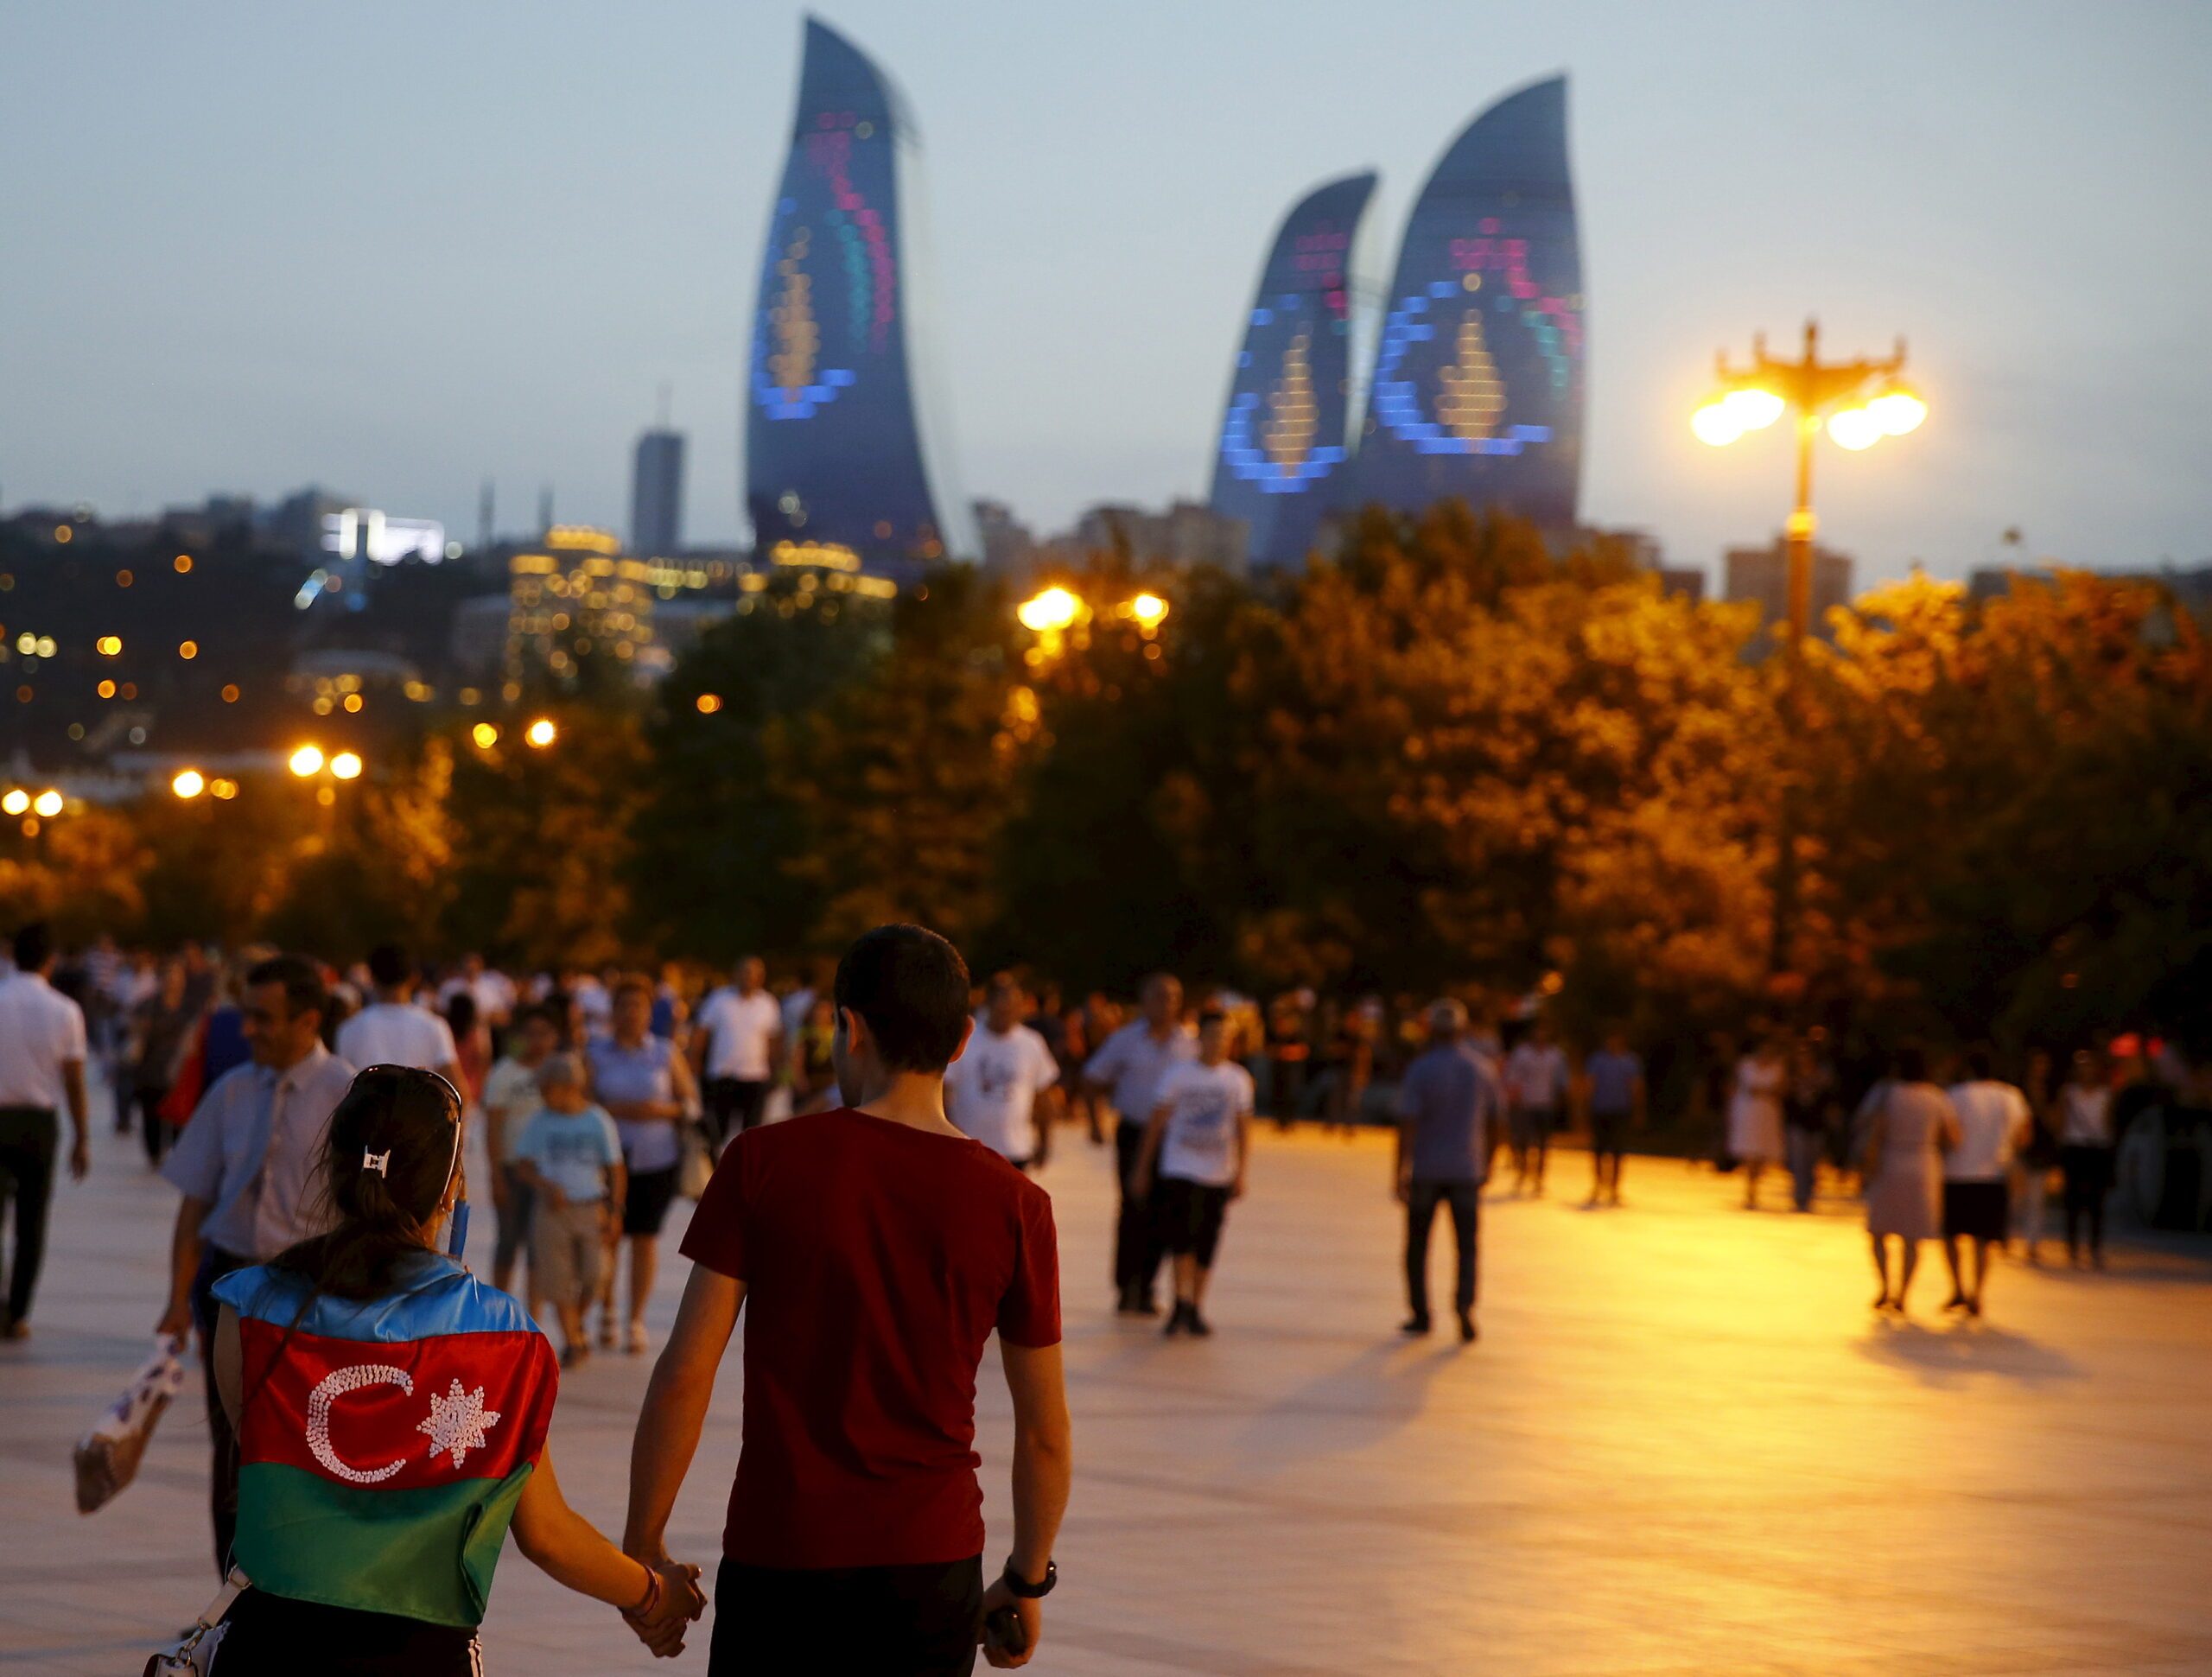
[524,717,558,749]
[32,790,64,818]
[1016,588,1082,634]
[1692,319,1925,649]
[289,744,326,778]
[172,769,206,799]
[0,791,27,816]
[329,751,364,781]
[1125,592,1170,632]
[1693,319,1926,978]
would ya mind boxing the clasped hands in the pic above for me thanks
[623,1551,708,1659]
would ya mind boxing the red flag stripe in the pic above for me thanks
[236,1317,557,1490]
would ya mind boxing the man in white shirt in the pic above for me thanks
[0,923,91,1337]
[438,952,515,1031]
[1942,1047,2032,1318]
[945,975,1064,1169]
[1503,1019,1571,1196]
[481,1002,562,1303]
[691,956,782,1146]
[335,943,460,1081]
[1133,1008,1254,1337]
[1083,974,1197,1315]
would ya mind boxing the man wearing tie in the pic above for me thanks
[156,955,357,1572]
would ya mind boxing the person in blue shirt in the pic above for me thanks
[1394,1000,1503,1344]
[1580,1026,1647,1208]
[512,1053,626,1367]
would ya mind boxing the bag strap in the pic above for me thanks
[195,1566,251,1631]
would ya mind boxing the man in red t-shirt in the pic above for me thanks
[624,924,1071,1674]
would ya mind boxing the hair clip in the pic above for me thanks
[361,1149,391,1178]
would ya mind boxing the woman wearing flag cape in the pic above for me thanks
[205,1064,706,1672]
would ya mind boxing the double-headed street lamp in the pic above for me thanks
[1694,319,1927,980]
[1693,319,1925,655]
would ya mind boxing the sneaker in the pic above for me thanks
[1457,1312,1478,1344]
[559,1343,590,1370]
[1161,1304,1187,1338]
[596,1312,617,1350]
[1400,1316,1433,1337]
[1185,1308,1213,1337]
[1132,1294,1161,1318]
[626,1319,650,1356]
[1942,1293,1968,1313]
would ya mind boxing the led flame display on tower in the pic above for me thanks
[745,17,970,575]
[1209,170,1378,570]
[1344,75,1584,531]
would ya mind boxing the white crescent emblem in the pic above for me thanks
[306,1363,416,1484]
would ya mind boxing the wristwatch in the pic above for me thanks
[1001,1558,1057,1599]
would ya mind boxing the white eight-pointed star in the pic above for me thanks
[416,1378,502,1470]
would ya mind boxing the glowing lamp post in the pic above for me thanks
[1016,588,1082,634]
[1692,319,1926,978]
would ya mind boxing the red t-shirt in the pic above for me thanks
[679,1106,1062,1567]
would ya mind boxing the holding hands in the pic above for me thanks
[622,1553,708,1659]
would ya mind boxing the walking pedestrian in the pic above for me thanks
[945,975,1064,1170]
[1082,974,1196,1315]
[335,943,461,1083]
[154,954,357,1571]
[625,923,1071,1675]
[514,1052,626,1367]
[1783,1038,1834,1212]
[205,1064,704,1671]
[588,975,701,1354]
[481,1002,561,1305]
[2013,1047,2061,1262]
[1135,1008,1255,1338]
[690,956,781,1147]
[0,923,91,1338]
[2056,1051,2115,1269]
[1942,1046,2031,1316]
[1580,1026,1644,1208]
[1504,1018,1570,1195]
[125,956,198,1167]
[1727,1031,1789,1210]
[1393,1000,1501,1343]
[1863,1047,1961,1315]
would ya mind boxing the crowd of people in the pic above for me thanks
[0,916,2194,1671]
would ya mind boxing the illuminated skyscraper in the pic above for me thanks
[1345,76,1585,531]
[745,17,970,575]
[1208,171,1378,571]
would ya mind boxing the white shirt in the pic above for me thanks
[335,1000,458,1074]
[480,1054,545,1161]
[945,1023,1059,1162]
[0,970,87,1108]
[2058,1084,2113,1146]
[1504,1041,1570,1108]
[697,988,781,1081]
[1154,1059,1255,1188]
[1944,1080,2031,1179]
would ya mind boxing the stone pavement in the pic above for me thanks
[4,1091,2210,1674]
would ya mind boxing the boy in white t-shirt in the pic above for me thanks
[1135,1008,1255,1338]
[944,975,1064,1168]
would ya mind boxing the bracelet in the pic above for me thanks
[626,1559,662,1618]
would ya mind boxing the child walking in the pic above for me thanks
[512,1053,627,1367]
[1135,1007,1255,1337]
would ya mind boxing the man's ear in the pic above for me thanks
[951,1014,976,1065]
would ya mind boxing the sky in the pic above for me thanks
[4,0,2209,585]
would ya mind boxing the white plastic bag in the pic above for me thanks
[73,1333,189,1515]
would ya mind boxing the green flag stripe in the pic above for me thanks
[233,1460,534,1627]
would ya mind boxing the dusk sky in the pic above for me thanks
[5,1,2209,583]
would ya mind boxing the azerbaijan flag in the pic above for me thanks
[212,1253,558,1627]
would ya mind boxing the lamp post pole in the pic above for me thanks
[1696,318,1922,979]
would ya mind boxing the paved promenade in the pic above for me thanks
[5,1097,2210,1674]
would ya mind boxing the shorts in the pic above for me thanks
[215,1588,478,1675]
[1154,1176,1230,1267]
[1590,1110,1630,1155]
[1510,1105,1558,1149]
[1942,1178,2009,1243]
[531,1196,607,1307]
[709,1555,982,1677]
[624,1164,681,1236]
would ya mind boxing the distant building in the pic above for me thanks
[1725,538,1854,640]
[1658,567,1707,604]
[1210,171,1376,570]
[973,499,1039,581]
[1071,501,1248,574]
[744,18,971,576]
[630,429,685,556]
[1340,75,1585,535]
[505,526,657,693]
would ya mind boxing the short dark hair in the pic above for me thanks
[367,943,410,990]
[246,954,327,1026]
[1893,1044,1929,1083]
[1964,1045,1996,1081]
[834,924,971,1074]
[11,922,52,972]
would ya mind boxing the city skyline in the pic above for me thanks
[4,2,2209,582]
